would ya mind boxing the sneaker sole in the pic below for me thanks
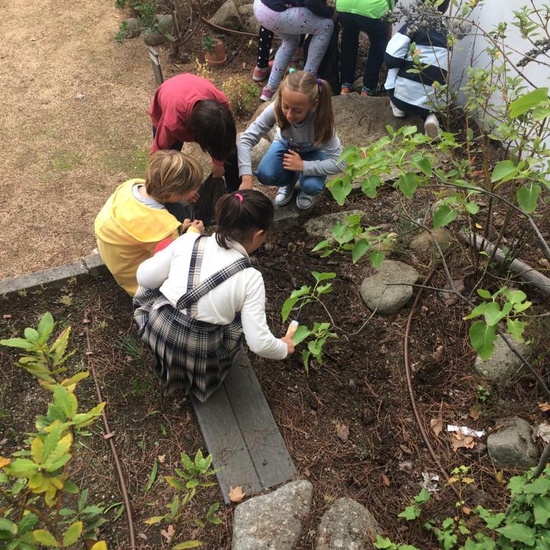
[253,73,269,82]
[275,193,294,207]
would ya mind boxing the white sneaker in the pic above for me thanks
[390,101,406,118]
[275,182,296,206]
[424,114,440,138]
[295,191,315,210]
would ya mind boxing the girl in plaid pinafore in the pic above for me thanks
[133,190,295,402]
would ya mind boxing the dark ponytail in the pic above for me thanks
[215,190,274,249]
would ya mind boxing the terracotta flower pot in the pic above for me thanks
[204,38,227,67]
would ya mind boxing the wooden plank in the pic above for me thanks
[191,353,296,504]
[223,354,296,488]
[147,46,164,85]
[191,386,263,504]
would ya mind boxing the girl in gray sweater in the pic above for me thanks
[238,70,344,211]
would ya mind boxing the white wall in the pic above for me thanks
[451,0,550,95]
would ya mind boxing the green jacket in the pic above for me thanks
[335,0,395,19]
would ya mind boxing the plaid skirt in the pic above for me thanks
[133,287,244,402]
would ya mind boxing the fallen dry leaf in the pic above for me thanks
[335,422,349,443]
[381,473,390,487]
[451,432,475,451]
[160,525,175,543]
[399,444,413,455]
[157,454,166,463]
[229,485,245,503]
[430,417,443,437]
[539,402,550,412]
[469,408,480,421]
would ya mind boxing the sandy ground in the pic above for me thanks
[0,0,187,280]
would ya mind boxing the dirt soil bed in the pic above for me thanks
[2,1,550,548]
[1,188,549,548]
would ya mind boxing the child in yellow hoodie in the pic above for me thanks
[95,150,204,296]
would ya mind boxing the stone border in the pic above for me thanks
[0,255,108,297]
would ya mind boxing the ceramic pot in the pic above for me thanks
[204,39,227,67]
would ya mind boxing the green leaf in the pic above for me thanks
[328,176,353,205]
[18,513,38,535]
[6,458,39,477]
[293,325,312,345]
[398,172,417,199]
[143,515,165,525]
[533,495,550,525]
[477,289,492,299]
[506,320,526,343]
[369,250,385,268]
[53,385,78,418]
[172,541,204,549]
[509,87,549,118]
[311,239,330,253]
[413,156,432,176]
[517,183,541,213]
[482,302,504,326]
[24,328,40,342]
[433,205,457,229]
[0,338,36,350]
[398,504,421,520]
[361,174,382,198]
[62,521,83,546]
[469,321,497,360]
[312,271,336,283]
[0,518,17,535]
[33,529,59,546]
[165,475,186,492]
[491,160,517,183]
[495,522,535,544]
[145,459,158,492]
[352,239,371,263]
[37,313,55,344]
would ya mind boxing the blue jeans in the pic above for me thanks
[256,141,328,196]
[338,12,388,91]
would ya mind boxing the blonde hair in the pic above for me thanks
[274,70,335,146]
[145,150,203,202]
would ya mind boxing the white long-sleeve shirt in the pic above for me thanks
[237,103,345,177]
[136,232,288,360]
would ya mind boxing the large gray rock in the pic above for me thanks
[473,334,532,383]
[332,95,424,151]
[232,480,313,550]
[316,498,380,550]
[238,3,261,34]
[360,260,420,315]
[487,417,539,469]
[208,0,243,31]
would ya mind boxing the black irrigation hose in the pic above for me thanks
[82,311,137,549]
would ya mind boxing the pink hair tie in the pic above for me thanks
[235,193,244,202]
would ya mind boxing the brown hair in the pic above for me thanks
[145,150,203,203]
[189,100,237,161]
[274,70,335,146]
[215,190,274,249]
